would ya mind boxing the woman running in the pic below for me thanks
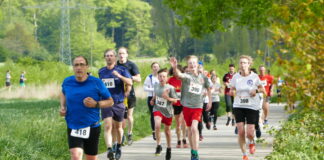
[230,55,264,160]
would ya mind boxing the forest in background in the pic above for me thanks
[0,0,273,66]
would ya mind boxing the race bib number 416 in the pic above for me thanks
[102,78,115,88]
[189,82,202,95]
[71,127,90,139]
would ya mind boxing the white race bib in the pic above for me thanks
[239,97,252,106]
[261,80,267,87]
[176,92,181,97]
[71,127,90,139]
[189,82,202,95]
[102,78,115,88]
[156,96,167,108]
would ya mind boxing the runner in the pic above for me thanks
[5,70,11,91]
[170,56,212,160]
[250,68,264,139]
[99,49,133,160]
[198,64,210,141]
[60,56,114,160]
[258,65,274,125]
[167,65,188,148]
[210,74,222,130]
[117,47,141,145]
[143,62,160,140]
[150,68,178,160]
[276,76,284,105]
[230,55,264,160]
[223,64,236,126]
[20,71,26,88]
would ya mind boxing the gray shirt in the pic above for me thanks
[180,73,212,108]
[153,84,178,118]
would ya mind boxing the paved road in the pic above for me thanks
[98,103,288,160]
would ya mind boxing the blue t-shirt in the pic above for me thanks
[98,65,131,103]
[62,75,111,129]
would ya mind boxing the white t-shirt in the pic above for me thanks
[230,72,261,110]
[203,78,213,103]
[143,74,159,97]
[211,82,221,102]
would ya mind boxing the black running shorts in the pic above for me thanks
[173,105,183,115]
[67,126,101,155]
[233,108,258,124]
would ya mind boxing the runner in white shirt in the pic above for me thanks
[143,62,160,140]
[230,55,264,160]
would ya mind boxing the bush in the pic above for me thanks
[266,108,324,160]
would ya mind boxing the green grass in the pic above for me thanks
[0,98,152,159]
[0,99,69,160]
[0,97,226,159]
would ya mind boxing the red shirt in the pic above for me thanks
[259,74,274,96]
[222,72,235,95]
[167,76,182,106]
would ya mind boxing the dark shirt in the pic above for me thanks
[117,60,140,97]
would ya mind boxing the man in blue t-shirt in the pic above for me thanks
[99,49,132,160]
[60,56,114,160]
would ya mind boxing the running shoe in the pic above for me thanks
[249,143,256,154]
[107,148,114,160]
[152,131,156,140]
[234,127,238,134]
[112,143,117,153]
[127,134,133,145]
[176,140,181,148]
[205,122,211,130]
[242,155,249,160]
[191,154,200,160]
[264,119,269,125]
[256,126,262,138]
[182,139,189,148]
[226,117,231,126]
[213,125,217,130]
[199,135,204,141]
[155,145,162,156]
[166,148,171,160]
[231,119,235,126]
[115,148,122,160]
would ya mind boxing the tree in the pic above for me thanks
[164,0,273,37]
[164,0,323,109]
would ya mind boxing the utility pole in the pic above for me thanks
[60,0,71,65]
[24,1,107,66]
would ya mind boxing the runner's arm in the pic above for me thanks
[97,97,114,108]
[125,84,132,97]
[170,57,185,79]
[132,74,141,83]
[60,92,66,116]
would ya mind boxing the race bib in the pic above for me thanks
[261,80,267,87]
[156,96,167,108]
[102,78,115,88]
[71,127,90,139]
[239,97,252,105]
[189,82,202,95]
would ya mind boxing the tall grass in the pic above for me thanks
[0,98,153,159]
[0,100,69,160]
